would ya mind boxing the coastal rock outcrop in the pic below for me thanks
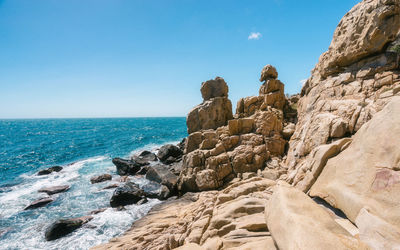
[110,182,145,207]
[45,216,93,241]
[37,166,63,175]
[112,157,144,176]
[179,66,287,192]
[186,77,233,134]
[157,144,183,164]
[286,0,400,187]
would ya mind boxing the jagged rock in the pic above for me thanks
[309,97,400,240]
[37,166,63,175]
[110,182,145,207]
[260,64,278,81]
[45,216,93,241]
[24,197,53,210]
[157,144,183,163]
[90,174,112,184]
[131,150,158,163]
[200,77,229,101]
[145,165,178,192]
[112,158,143,176]
[265,183,367,249]
[187,97,233,134]
[38,185,70,195]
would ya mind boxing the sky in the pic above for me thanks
[0,0,361,118]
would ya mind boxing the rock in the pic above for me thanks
[24,197,53,210]
[200,77,229,101]
[110,182,145,207]
[260,64,278,81]
[177,138,186,150]
[37,166,63,175]
[45,216,93,241]
[90,174,112,184]
[38,185,70,195]
[164,156,178,165]
[281,123,295,140]
[103,183,119,190]
[145,165,178,192]
[187,97,233,134]
[137,150,158,162]
[157,144,183,163]
[136,166,149,175]
[137,197,148,205]
[112,158,142,176]
[309,97,400,230]
[265,183,367,250]
[90,208,107,215]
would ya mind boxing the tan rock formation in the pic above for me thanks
[309,97,400,249]
[265,183,367,250]
[286,0,400,185]
[179,66,288,192]
[187,77,233,134]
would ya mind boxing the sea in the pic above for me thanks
[0,117,187,250]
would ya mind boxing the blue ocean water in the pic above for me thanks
[0,118,187,250]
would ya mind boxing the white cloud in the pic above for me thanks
[300,79,307,87]
[248,32,261,40]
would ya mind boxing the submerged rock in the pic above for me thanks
[112,158,143,176]
[38,185,70,195]
[45,216,93,241]
[90,174,112,184]
[24,197,53,210]
[110,182,145,207]
[37,166,63,176]
[156,144,183,164]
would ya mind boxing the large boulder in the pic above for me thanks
[309,97,400,243]
[45,216,93,241]
[200,77,228,101]
[38,185,70,195]
[157,144,183,164]
[112,157,144,176]
[110,182,145,207]
[37,166,63,175]
[145,165,178,192]
[260,64,278,81]
[265,183,367,250]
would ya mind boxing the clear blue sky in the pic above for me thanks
[0,0,360,118]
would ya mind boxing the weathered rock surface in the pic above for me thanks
[110,182,145,207]
[266,183,367,250]
[157,144,183,164]
[134,150,157,162]
[24,197,54,210]
[38,185,70,195]
[187,77,233,134]
[37,166,63,175]
[45,216,93,241]
[286,0,400,187]
[112,157,143,176]
[309,97,400,248]
[90,174,112,184]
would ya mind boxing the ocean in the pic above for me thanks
[0,117,187,250]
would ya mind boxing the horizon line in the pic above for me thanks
[0,116,187,120]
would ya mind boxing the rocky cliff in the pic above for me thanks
[94,0,400,249]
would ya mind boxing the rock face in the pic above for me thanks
[157,144,183,164]
[38,185,70,195]
[179,66,287,192]
[37,166,63,175]
[45,216,93,241]
[309,97,400,248]
[90,174,112,184]
[286,0,400,186]
[266,183,366,250]
[110,182,145,207]
[186,77,233,134]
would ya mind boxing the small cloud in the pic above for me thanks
[248,32,261,40]
[300,79,307,87]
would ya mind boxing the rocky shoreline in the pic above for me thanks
[93,0,400,249]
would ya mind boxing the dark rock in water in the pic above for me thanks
[103,183,119,190]
[145,165,178,191]
[110,182,145,207]
[37,166,63,176]
[137,197,148,205]
[90,174,112,184]
[157,144,183,163]
[137,150,158,162]
[90,208,107,215]
[168,161,183,176]
[45,216,93,241]
[177,138,186,150]
[24,197,53,210]
[164,156,179,165]
[38,185,70,195]
[136,166,149,175]
[112,158,143,176]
